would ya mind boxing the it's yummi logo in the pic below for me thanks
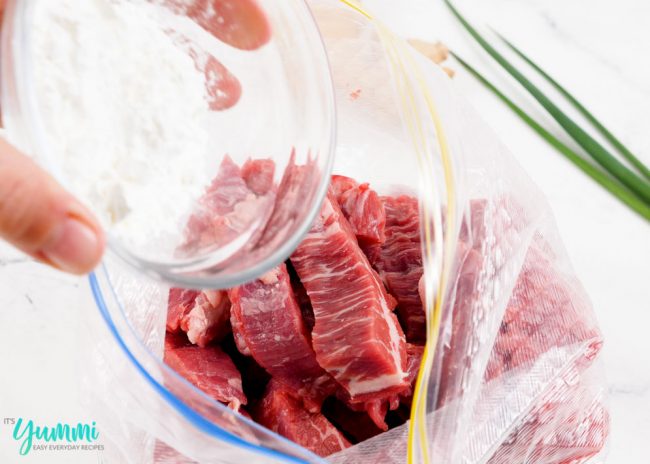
[6,418,100,456]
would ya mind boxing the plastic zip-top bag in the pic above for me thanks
[80,1,609,463]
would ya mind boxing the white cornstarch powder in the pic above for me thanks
[31,0,211,256]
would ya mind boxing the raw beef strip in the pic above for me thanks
[164,333,247,410]
[242,158,276,195]
[229,310,251,357]
[229,264,335,412]
[485,245,602,381]
[291,193,408,403]
[179,290,231,347]
[366,196,524,344]
[256,154,320,253]
[323,398,384,443]
[167,288,231,347]
[335,390,399,431]
[488,375,609,464]
[363,195,425,343]
[182,156,276,256]
[460,198,529,271]
[287,260,315,333]
[437,244,483,404]
[167,288,200,333]
[440,240,601,405]
[400,343,425,406]
[330,175,386,244]
[329,175,357,198]
[253,380,350,457]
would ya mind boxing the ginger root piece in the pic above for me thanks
[442,66,456,78]
[408,39,449,64]
[408,39,455,78]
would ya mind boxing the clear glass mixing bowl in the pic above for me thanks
[0,0,336,288]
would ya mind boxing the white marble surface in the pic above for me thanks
[1,0,649,462]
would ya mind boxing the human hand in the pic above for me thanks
[0,0,104,274]
[0,0,271,275]
[0,137,105,274]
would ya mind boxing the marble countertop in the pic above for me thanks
[0,0,648,462]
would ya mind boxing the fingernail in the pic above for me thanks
[42,217,103,274]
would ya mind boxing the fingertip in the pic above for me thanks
[188,0,271,50]
[0,137,106,274]
[40,212,105,275]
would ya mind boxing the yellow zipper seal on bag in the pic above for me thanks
[338,2,458,463]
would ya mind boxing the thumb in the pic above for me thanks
[0,137,105,274]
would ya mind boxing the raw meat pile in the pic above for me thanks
[164,158,607,460]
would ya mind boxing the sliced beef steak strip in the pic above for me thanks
[399,343,425,406]
[287,260,315,333]
[167,288,200,333]
[291,192,408,405]
[182,156,276,256]
[363,194,425,343]
[168,289,231,347]
[330,175,386,245]
[253,380,350,457]
[164,333,246,410]
[179,290,231,347]
[229,263,335,412]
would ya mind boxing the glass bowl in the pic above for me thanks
[1,0,336,289]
